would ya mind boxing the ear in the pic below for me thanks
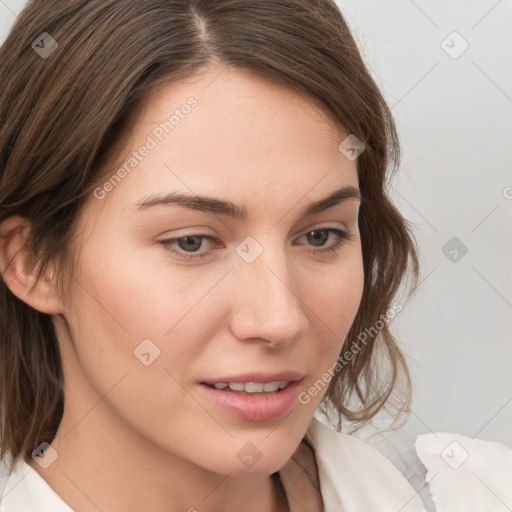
[0,215,64,315]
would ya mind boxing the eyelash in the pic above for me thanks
[159,228,355,261]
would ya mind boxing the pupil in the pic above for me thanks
[180,236,202,251]
[308,230,327,247]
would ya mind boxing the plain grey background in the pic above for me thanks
[1,0,511,448]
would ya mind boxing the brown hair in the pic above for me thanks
[0,0,419,472]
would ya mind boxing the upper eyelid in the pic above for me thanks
[164,224,351,241]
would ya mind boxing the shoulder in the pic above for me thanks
[414,431,512,511]
[304,416,512,512]
[304,417,428,512]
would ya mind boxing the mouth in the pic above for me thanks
[201,381,290,394]
[198,379,302,422]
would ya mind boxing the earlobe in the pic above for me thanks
[0,215,64,315]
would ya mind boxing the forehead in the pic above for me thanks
[89,66,358,221]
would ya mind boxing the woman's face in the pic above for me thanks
[56,65,364,476]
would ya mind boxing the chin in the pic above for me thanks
[208,437,299,478]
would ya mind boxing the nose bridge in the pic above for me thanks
[230,235,309,344]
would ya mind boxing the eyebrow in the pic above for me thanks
[134,185,362,221]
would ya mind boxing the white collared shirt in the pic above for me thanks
[1,416,511,511]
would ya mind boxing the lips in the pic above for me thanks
[198,379,302,422]
[200,371,304,386]
[198,371,304,421]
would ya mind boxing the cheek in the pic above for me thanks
[295,254,364,411]
[64,240,231,404]
[62,258,217,450]
[307,252,364,338]
[304,254,364,380]
[71,238,222,337]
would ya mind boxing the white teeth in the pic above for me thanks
[211,381,289,393]
[244,382,264,392]
[263,381,288,392]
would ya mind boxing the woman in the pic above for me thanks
[1,1,510,511]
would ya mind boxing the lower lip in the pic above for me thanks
[198,381,301,422]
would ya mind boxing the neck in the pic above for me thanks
[28,414,286,512]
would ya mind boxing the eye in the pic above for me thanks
[296,228,355,255]
[159,227,355,261]
[159,235,217,261]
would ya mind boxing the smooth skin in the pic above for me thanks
[0,64,364,512]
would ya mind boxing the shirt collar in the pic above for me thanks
[0,456,73,512]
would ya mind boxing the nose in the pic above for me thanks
[229,243,309,348]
